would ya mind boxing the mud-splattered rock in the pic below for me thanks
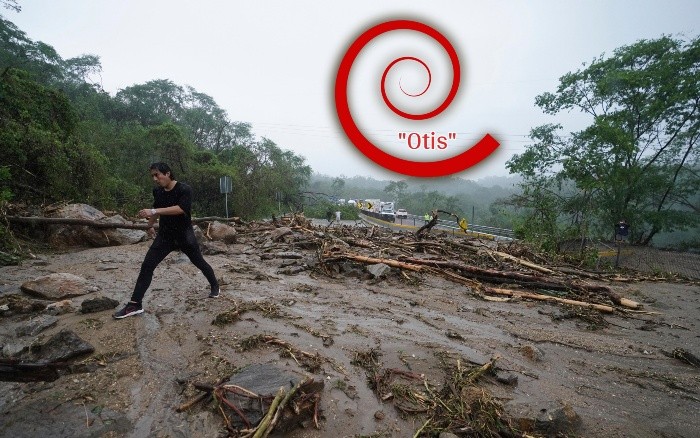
[201,240,230,255]
[45,299,76,315]
[495,370,519,386]
[269,226,293,242]
[98,215,146,245]
[207,221,237,243]
[21,273,98,300]
[80,296,120,314]
[520,344,545,362]
[535,404,582,435]
[25,329,94,363]
[367,263,391,278]
[509,402,582,436]
[222,363,323,433]
[15,315,59,337]
[46,203,106,247]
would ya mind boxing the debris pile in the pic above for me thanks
[254,213,643,316]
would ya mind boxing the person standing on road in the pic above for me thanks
[335,210,341,222]
[615,219,630,242]
[113,162,220,319]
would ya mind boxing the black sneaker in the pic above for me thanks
[113,302,144,319]
[208,289,220,298]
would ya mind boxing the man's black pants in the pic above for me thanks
[130,228,218,303]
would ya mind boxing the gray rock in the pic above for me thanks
[367,263,391,278]
[520,344,545,362]
[25,329,94,363]
[208,221,237,243]
[21,273,98,300]
[2,341,28,357]
[508,402,582,436]
[80,296,120,314]
[99,215,146,245]
[439,433,460,438]
[495,371,519,386]
[535,404,582,435]
[47,203,106,247]
[201,240,229,255]
[45,299,75,315]
[16,315,59,337]
[223,363,323,432]
[269,227,293,242]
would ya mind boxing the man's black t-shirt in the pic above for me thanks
[153,182,192,237]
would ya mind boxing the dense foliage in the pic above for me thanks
[0,14,311,224]
[507,35,700,250]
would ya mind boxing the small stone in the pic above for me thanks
[45,299,75,315]
[520,344,545,362]
[367,263,391,278]
[374,410,385,420]
[495,371,519,386]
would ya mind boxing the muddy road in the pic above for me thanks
[1,224,699,437]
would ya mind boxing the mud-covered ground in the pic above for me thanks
[1,223,699,438]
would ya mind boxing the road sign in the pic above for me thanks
[219,176,232,194]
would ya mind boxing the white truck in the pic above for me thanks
[380,201,395,214]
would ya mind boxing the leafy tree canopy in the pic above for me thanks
[507,35,700,247]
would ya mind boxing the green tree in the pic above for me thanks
[508,35,700,246]
[331,177,345,196]
[384,180,407,203]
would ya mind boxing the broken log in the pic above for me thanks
[484,287,615,313]
[6,216,155,230]
[333,253,423,272]
[6,215,241,230]
[415,211,439,239]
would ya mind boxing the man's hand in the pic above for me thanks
[138,208,156,218]
[147,227,156,238]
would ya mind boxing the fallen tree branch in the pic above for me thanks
[483,287,615,313]
[331,253,424,272]
[5,215,242,230]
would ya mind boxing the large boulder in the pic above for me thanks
[21,273,99,300]
[99,215,146,245]
[207,221,237,243]
[47,203,145,247]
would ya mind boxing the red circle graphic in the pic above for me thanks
[335,20,499,177]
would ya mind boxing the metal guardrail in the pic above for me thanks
[387,214,516,241]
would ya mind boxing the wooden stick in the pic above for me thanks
[252,387,285,438]
[176,392,209,412]
[262,377,311,438]
[490,250,555,274]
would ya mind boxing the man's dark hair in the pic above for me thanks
[149,162,174,179]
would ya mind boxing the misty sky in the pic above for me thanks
[7,1,699,181]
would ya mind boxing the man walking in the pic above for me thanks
[113,162,220,319]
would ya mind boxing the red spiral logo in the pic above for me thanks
[335,20,499,177]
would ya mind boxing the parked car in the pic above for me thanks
[396,209,408,219]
